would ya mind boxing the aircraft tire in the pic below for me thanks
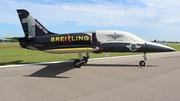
[83,56,88,63]
[73,59,82,68]
[139,60,146,66]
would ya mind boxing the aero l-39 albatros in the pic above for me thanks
[12,9,175,68]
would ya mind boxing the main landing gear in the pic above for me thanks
[139,52,147,67]
[73,52,89,68]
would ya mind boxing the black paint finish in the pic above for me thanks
[16,9,175,54]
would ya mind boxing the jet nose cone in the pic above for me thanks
[163,46,175,52]
[146,42,175,52]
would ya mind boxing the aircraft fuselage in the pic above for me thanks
[18,30,175,54]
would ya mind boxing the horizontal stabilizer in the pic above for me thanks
[5,36,36,40]
[5,37,23,40]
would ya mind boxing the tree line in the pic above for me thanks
[0,39,18,42]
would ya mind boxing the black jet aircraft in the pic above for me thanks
[12,9,175,68]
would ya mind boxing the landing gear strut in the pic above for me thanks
[73,52,89,68]
[139,52,147,67]
[83,56,88,63]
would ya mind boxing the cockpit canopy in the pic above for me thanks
[95,30,145,43]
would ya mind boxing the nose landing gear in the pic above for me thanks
[139,52,147,67]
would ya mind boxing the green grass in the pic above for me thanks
[168,44,180,51]
[0,48,139,65]
[0,42,18,46]
[0,42,179,66]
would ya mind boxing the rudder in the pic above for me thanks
[17,9,52,37]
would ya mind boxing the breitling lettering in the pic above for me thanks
[50,35,90,42]
[35,20,48,34]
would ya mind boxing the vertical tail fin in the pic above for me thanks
[17,9,53,37]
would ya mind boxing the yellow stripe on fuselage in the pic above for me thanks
[44,47,96,54]
[53,47,93,51]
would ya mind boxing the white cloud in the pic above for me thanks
[0,0,180,32]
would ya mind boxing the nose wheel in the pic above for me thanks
[139,52,147,67]
[139,60,146,66]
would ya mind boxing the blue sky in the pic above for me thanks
[0,0,180,41]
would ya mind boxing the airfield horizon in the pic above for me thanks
[0,42,179,66]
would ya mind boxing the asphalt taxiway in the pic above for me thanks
[0,52,180,101]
